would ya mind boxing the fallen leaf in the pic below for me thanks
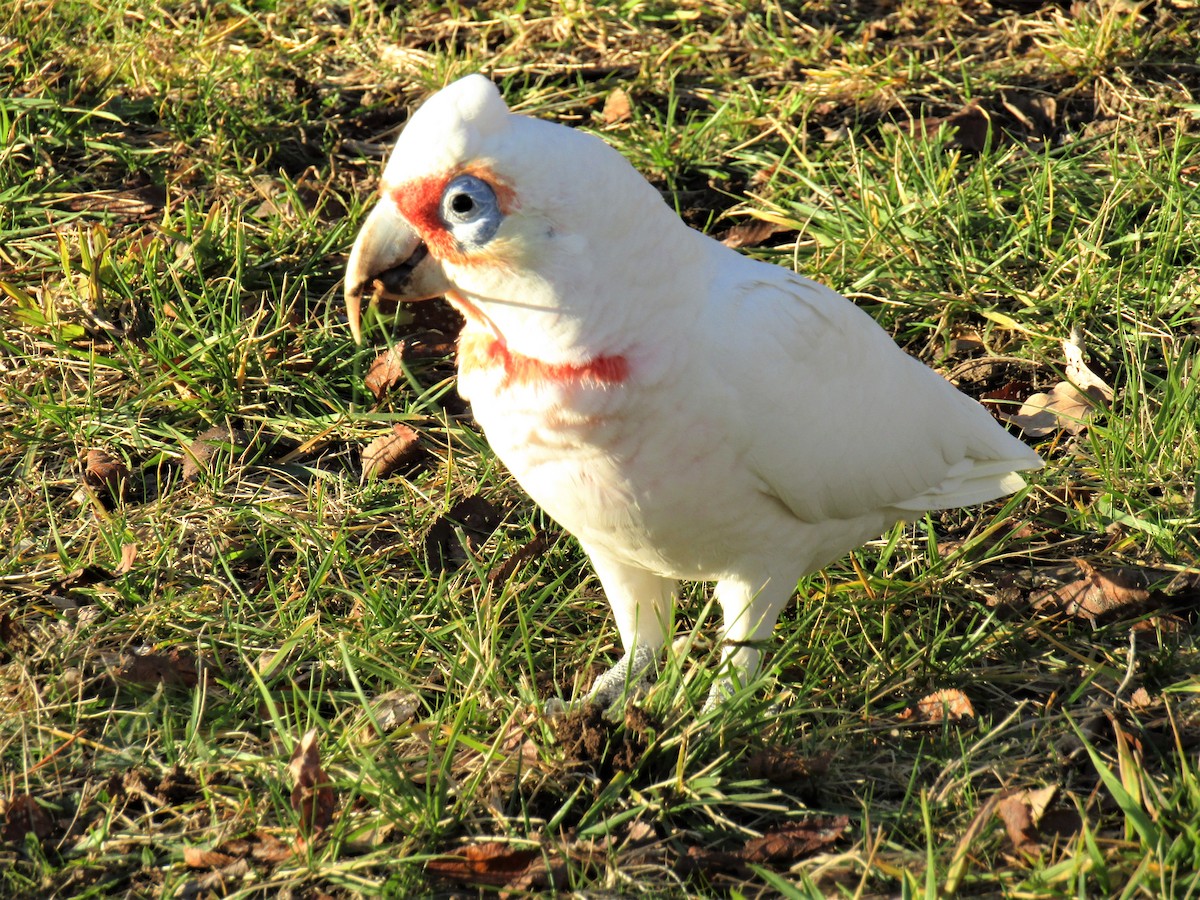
[1030,559,1150,623]
[0,612,28,660]
[500,853,568,896]
[680,815,848,874]
[998,792,1040,857]
[1000,92,1056,138]
[743,818,848,863]
[424,496,503,570]
[2,794,56,845]
[998,785,1061,858]
[108,648,204,689]
[83,449,129,504]
[720,219,790,249]
[898,688,975,724]
[182,426,250,482]
[249,830,295,863]
[980,379,1034,413]
[488,530,551,584]
[1003,331,1112,437]
[898,101,993,152]
[426,842,542,886]
[745,748,832,783]
[1128,686,1153,708]
[358,689,421,740]
[946,332,986,358]
[288,729,335,836]
[361,423,424,480]
[625,820,657,844]
[601,88,632,125]
[364,345,408,399]
[179,858,250,896]
[183,847,238,869]
[207,829,293,865]
[115,542,138,575]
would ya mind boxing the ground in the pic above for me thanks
[2,0,1200,896]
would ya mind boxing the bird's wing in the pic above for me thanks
[706,265,1042,524]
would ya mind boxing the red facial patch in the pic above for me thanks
[457,329,628,389]
[388,173,455,259]
[386,165,517,267]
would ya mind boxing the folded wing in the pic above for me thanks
[710,266,1042,525]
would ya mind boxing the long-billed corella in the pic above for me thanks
[344,75,1042,711]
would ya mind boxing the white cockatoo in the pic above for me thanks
[344,75,1042,710]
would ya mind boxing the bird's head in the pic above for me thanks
[344,75,690,364]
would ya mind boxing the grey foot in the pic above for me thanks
[546,644,658,715]
[703,675,736,712]
[703,674,783,715]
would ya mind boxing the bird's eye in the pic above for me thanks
[439,174,502,246]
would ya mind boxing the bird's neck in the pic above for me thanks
[448,291,631,390]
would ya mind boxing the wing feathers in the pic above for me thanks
[709,263,1041,524]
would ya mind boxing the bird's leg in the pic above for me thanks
[704,575,794,710]
[578,549,676,709]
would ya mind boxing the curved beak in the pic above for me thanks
[343,200,451,344]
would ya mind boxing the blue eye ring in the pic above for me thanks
[439,174,501,245]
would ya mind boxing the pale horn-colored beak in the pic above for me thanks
[343,199,452,344]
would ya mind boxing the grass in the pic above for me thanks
[2,0,1199,896]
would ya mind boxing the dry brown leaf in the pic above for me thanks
[288,729,335,836]
[601,88,632,125]
[0,612,28,660]
[1128,686,1154,708]
[742,817,848,863]
[84,449,129,503]
[899,688,975,724]
[358,689,421,740]
[898,101,993,152]
[998,793,1040,857]
[1030,559,1150,622]
[182,858,250,895]
[720,219,790,249]
[1003,332,1113,437]
[979,378,1034,412]
[247,830,294,864]
[361,423,424,480]
[182,426,250,482]
[183,847,238,869]
[426,842,542,886]
[499,854,568,897]
[998,785,1060,858]
[625,820,657,844]
[364,345,408,400]
[680,815,848,874]
[109,648,204,689]
[2,794,56,844]
[488,530,550,584]
[745,748,832,783]
[424,495,503,570]
[115,542,138,575]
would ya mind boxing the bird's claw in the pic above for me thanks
[545,644,658,717]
